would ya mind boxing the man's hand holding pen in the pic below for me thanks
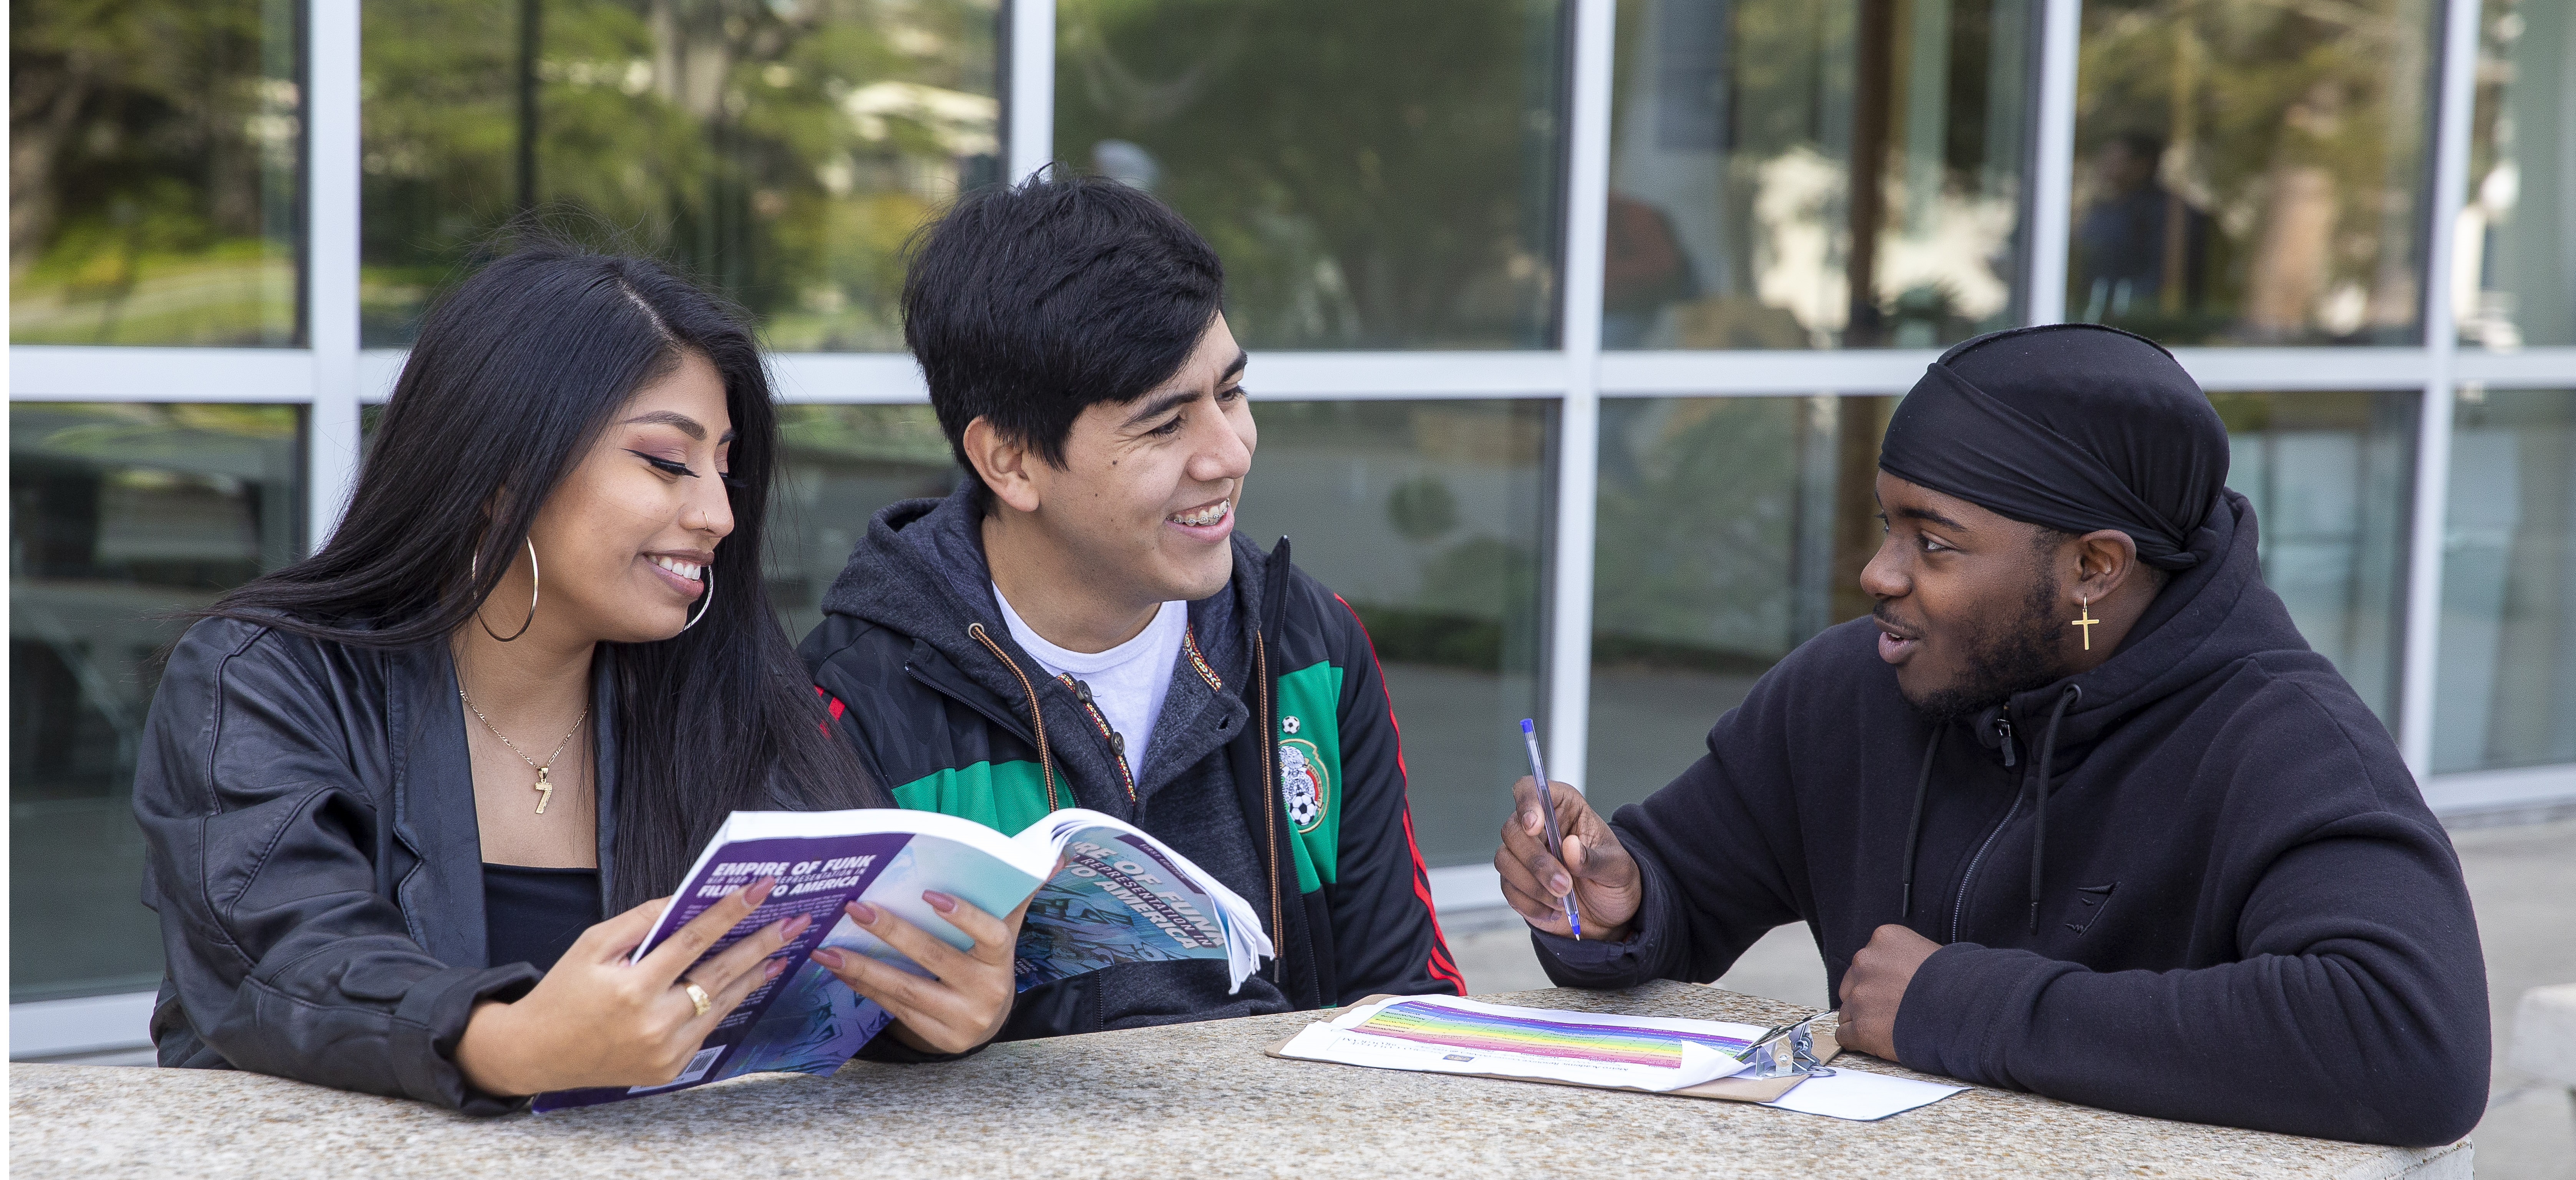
[1495,776,1643,943]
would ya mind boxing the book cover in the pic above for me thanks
[533,831,917,1112]
[530,808,1267,1112]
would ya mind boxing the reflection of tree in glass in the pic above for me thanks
[1053,0,1567,350]
[1386,476,1461,543]
[11,0,300,346]
[1591,400,1805,668]
[2073,0,2435,345]
[1605,0,2031,350]
[360,0,1000,348]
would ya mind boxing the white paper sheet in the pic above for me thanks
[1761,1067,1966,1120]
[1276,996,1765,1093]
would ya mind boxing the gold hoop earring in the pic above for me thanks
[470,537,540,642]
[676,560,717,635]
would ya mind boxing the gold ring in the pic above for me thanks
[682,981,712,1017]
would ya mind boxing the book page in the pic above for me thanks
[807,825,1056,981]
[1012,825,1243,991]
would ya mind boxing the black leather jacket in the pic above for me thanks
[134,616,623,1115]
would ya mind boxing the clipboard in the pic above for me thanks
[1261,994,1842,1104]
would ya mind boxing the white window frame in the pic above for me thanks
[10,0,2570,1052]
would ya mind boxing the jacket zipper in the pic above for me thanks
[1059,676,1138,802]
[1256,632,1284,964]
[1949,715,2020,945]
[966,623,1059,812]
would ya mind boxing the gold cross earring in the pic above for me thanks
[2070,597,2099,651]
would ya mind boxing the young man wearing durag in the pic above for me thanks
[1498,323,2488,1145]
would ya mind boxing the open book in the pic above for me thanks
[533,807,1271,1112]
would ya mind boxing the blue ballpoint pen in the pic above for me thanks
[1519,719,1582,939]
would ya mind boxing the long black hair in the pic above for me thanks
[208,243,884,907]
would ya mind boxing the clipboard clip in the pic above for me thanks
[1733,1013,1827,1079]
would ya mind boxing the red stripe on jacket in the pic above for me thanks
[1336,593,1467,996]
[813,686,846,735]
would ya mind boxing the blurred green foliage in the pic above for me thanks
[2072,0,2437,344]
[361,0,1001,349]
[1053,0,1567,350]
[10,0,301,346]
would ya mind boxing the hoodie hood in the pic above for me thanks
[817,481,1269,812]
[1927,488,2314,933]
[1972,487,2298,759]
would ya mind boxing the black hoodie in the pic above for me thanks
[1537,491,2490,1146]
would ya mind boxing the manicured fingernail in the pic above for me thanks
[782,913,812,940]
[746,877,777,904]
[765,958,788,979]
[846,900,879,924]
[811,947,845,969]
[922,890,958,914]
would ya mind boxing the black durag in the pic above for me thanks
[1878,323,2229,570]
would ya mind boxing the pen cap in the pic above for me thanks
[1520,718,1535,735]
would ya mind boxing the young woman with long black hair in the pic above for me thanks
[134,245,1023,1113]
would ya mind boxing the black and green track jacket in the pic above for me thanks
[797,485,1464,1041]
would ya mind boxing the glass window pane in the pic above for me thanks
[1236,401,1552,867]
[2069,0,2439,345]
[12,404,305,1003]
[2434,388,2576,773]
[10,2,302,346]
[765,404,963,641]
[1585,391,2410,807]
[1052,1,1569,350]
[1587,394,1893,810]
[1605,0,2035,350]
[360,0,1003,349]
[2456,0,2573,349]
[2213,391,2415,726]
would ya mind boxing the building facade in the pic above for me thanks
[12,0,2573,1056]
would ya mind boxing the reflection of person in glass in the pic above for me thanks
[1602,192,1699,348]
[1495,325,2489,1146]
[133,246,1026,1113]
[2073,133,2210,324]
[801,173,1468,1041]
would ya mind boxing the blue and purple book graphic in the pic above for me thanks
[1012,827,1237,990]
[532,807,1270,1113]
[532,831,913,1113]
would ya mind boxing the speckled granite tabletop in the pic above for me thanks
[9,982,2467,1179]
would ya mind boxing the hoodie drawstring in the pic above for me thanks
[1899,729,1942,919]
[966,622,1059,812]
[2027,683,2083,933]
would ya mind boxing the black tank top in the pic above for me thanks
[481,863,602,973]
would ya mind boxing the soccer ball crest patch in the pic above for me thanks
[1277,738,1328,832]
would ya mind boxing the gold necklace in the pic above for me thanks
[457,685,588,814]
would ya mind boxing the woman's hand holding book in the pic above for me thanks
[455,879,804,1097]
[809,887,1034,1055]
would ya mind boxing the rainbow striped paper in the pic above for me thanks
[1353,1000,1753,1069]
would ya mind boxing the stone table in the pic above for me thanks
[10,982,2468,1179]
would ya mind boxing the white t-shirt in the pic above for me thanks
[994,586,1187,784]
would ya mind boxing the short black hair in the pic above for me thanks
[902,171,1225,507]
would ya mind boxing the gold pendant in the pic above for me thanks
[533,766,553,815]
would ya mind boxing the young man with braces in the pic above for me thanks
[801,174,1465,1044]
